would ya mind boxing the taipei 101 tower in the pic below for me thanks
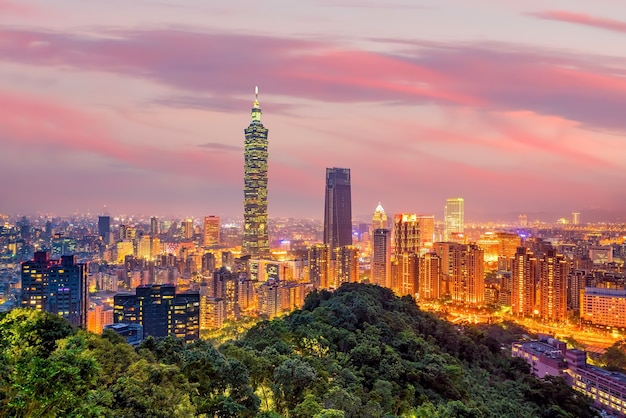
[242,87,270,258]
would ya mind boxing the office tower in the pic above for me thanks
[372,202,387,230]
[307,244,330,289]
[137,235,151,260]
[203,216,221,247]
[150,216,159,236]
[539,249,568,322]
[323,167,352,255]
[243,87,270,258]
[21,251,88,328]
[334,245,359,288]
[510,247,537,317]
[572,212,580,225]
[417,215,435,249]
[372,229,391,288]
[114,284,200,341]
[419,252,441,300]
[181,218,194,240]
[202,252,216,274]
[393,213,420,255]
[98,216,110,240]
[444,198,464,241]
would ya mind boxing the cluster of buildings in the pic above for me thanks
[513,336,626,417]
[3,89,626,349]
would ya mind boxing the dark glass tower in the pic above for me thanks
[323,167,352,254]
[243,87,270,258]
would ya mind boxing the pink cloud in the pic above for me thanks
[0,0,34,16]
[1,27,626,134]
[531,10,626,34]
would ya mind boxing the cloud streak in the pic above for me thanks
[531,10,626,34]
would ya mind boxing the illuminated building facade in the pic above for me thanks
[417,215,435,249]
[21,251,88,328]
[372,228,391,288]
[323,167,352,255]
[432,242,484,305]
[419,252,441,300]
[334,245,359,288]
[308,244,330,289]
[393,213,420,255]
[243,87,270,258]
[113,284,200,342]
[444,197,464,241]
[581,287,626,328]
[539,249,568,322]
[150,216,159,236]
[203,216,220,247]
[396,251,418,297]
[510,247,537,317]
[181,218,194,240]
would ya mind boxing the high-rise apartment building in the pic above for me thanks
[323,167,352,255]
[242,87,270,258]
[334,245,359,288]
[393,213,420,255]
[372,228,391,288]
[444,198,464,241]
[539,249,568,322]
[432,242,484,306]
[150,216,159,236]
[307,244,330,289]
[417,215,435,249]
[203,216,220,247]
[419,252,441,300]
[181,218,194,240]
[510,247,537,317]
[21,251,88,328]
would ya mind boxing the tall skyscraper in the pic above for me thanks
[444,198,464,241]
[372,228,391,288]
[243,87,270,258]
[203,216,220,247]
[150,216,159,236]
[572,212,581,225]
[21,251,88,328]
[323,167,352,254]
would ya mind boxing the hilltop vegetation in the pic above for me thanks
[0,283,595,417]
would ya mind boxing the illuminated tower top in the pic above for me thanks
[252,85,262,122]
[372,202,387,230]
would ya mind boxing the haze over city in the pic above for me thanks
[1,0,625,221]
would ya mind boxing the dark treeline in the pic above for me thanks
[0,283,596,417]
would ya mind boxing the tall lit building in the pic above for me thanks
[444,198,464,241]
[323,167,352,255]
[510,247,537,317]
[21,252,88,328]
[203,216,220,247]
[419,252,441,300]
[432,242,484,306]
[181,218,194,240]
[372,229,391,288]
[539,249,568,322]
[243,87,270,258]
[307,244,330,289]
[150,216,159,236]
[372,202,387,230]
[334,245,359,288]
[393,213,420,255]
[396,251,419,297]
[417,215,435,249]
[572,212,580,225]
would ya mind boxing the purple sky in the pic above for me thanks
[1,0,625,222]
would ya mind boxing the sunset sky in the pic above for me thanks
[2,0,626,222]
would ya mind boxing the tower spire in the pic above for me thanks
[251,86,262,121]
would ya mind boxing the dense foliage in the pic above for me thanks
[0,283,596,417]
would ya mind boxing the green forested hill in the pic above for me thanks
[0,283,596,417]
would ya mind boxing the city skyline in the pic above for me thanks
[1,1,626,222]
